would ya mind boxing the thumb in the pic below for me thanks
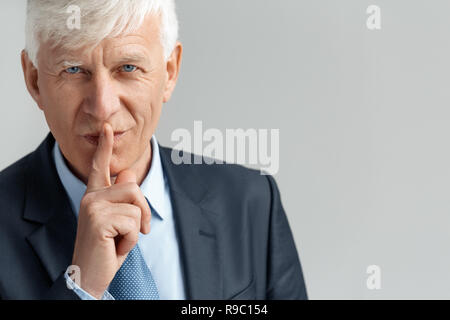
[114,169,151,235]
[114,169,137,185]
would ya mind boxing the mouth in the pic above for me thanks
[83,131,126,146]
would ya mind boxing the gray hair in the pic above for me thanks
[25,0,179,66]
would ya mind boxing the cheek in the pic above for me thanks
[43,103,78,143]
[40,83,81,127]
[124,88,160,134]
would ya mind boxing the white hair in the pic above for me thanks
[25,0,179,67]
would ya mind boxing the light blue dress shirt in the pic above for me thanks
[54,135,186,300]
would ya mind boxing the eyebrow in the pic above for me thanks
[51,57,84,69]
[113,53,150,65]
[61,60,83,68]
[53,52,150,69]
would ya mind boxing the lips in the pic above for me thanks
[83,131,126,146]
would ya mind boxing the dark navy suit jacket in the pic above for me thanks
[0,133,307,300]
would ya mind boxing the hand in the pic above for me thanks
[71,123,151,299]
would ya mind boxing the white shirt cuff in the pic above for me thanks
[64,269,115,300]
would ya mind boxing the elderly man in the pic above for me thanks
[0,0,307,300]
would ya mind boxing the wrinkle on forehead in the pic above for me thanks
[39,14,163,70]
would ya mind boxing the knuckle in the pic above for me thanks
[132,205,141,217]
[91,219,104,234]
[131,183,141,196]
[127,218,138,231]
[85,201,104,219]
[80,193,94,207]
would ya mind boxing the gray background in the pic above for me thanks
[1,0,449,299]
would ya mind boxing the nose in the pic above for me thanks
[82,71,120,121]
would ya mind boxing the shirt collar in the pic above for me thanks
[53,135,166,221]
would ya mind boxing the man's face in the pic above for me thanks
[23,14,181,183]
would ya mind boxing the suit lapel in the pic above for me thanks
[23,133,77,283]
[159,146,223,299]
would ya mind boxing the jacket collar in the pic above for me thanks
[23,133,223,299]
[159,146,223,299]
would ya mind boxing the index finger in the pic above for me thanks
[86,123,113,192]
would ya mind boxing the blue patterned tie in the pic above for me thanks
[108,198,160,300]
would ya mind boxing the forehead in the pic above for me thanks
[41,13,162,65]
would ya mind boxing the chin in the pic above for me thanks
[109,163,123,177]
[109,157,131,176]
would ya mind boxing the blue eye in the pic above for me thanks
[122,64,137,72]
[65,66,82,74]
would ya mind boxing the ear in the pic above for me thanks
[21,50,43,110]
[162,41,183,103]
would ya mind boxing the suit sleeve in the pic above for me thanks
[265,175,308,300]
